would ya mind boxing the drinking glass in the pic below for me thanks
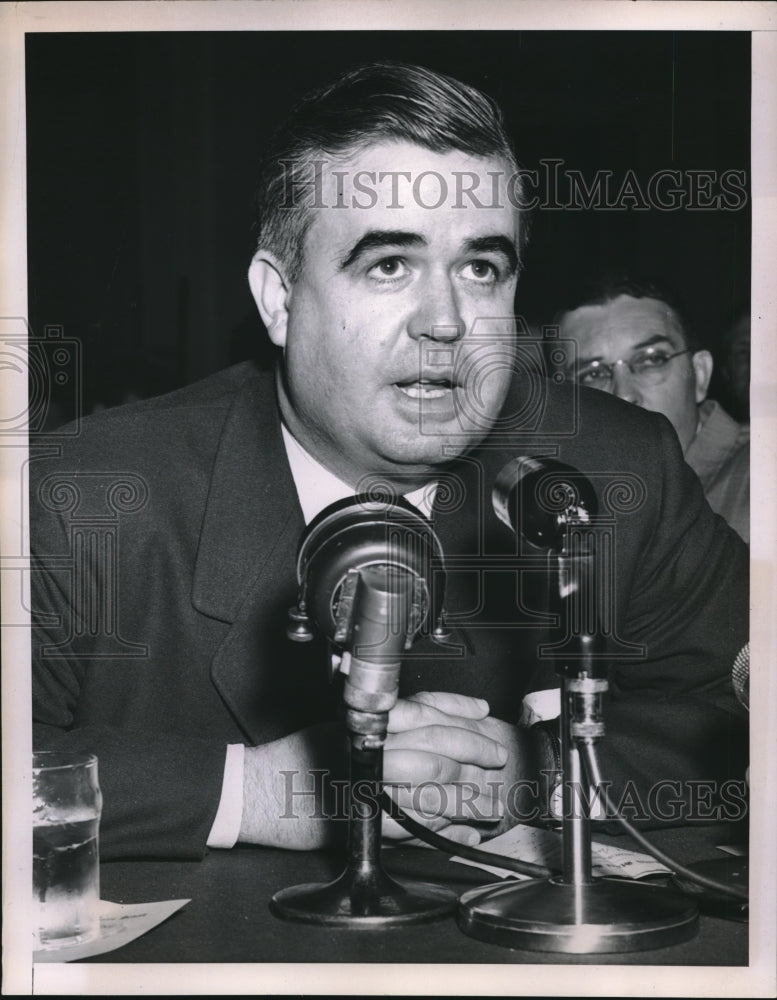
[32,751,102,950]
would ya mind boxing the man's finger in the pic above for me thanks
[383,748,469,785]
[383,751,492,788]
[389,780,504,823]
[406,691,490,720]
[387,695,489,733]
[381,809,483,848]
[385,724,508,768]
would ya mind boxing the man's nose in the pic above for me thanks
[407,275,464,341]
[611,363,643,406]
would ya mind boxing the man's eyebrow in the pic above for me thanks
[338,231,426,270]
[630,333,682,352]
[462,235,519,275]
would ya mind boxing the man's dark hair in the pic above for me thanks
[553,272,701,352]
[252,61,525,281]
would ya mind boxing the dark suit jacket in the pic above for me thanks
[31,361,749,859]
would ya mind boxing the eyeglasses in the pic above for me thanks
[569,348,693,387]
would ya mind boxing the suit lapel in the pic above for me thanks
[192,370,303,623]
[192,369,318,741]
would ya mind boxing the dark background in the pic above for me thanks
[25,31,751,426]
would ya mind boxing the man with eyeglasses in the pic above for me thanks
[557,277,749,543]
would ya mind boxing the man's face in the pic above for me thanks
[252,141,521,489]
[558,294,712,453]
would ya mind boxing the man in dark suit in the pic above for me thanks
[31,63,748,860]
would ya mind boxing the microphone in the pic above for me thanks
[493,456,604,674]
[274,495,457,927]
[732,642,749,791]
[287,494,447,711]
[289,492,445,645]
[458,455,701,953]
[732,642,749,711]
[492,455,598,551]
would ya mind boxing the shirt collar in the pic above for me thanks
[281,424,436,524]
[685,399,748,480]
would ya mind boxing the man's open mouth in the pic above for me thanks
[395,378,455,399]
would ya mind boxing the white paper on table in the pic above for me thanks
[452,823,671,881]
[716,842,748,857]
[33,898,190,963]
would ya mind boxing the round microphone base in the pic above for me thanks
[458,876,699,953]
[270,868,457,928]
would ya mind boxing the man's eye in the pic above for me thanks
[461,260,498,282]
[633,352,669,370]
[368,257,407,280]
[577,367,609,384]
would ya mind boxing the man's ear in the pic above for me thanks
[691,349,713,404]
[248,253,290,349]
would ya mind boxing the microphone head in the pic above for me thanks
[492,456,598,551]
[293,495,445,649]
[732,642,749,711]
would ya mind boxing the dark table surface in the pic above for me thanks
[82,823,749,966]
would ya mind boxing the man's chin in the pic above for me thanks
[369,433,484,478]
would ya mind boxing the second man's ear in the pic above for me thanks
[248,253,290,348]
[691,349,714,404]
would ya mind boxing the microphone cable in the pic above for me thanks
[578,738,749,904]
[377,790,554,879]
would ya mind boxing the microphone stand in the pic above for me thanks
[457,518,700,953]
[272,560,456,927]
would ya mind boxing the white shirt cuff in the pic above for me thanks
[519,688,561,727]
[206,743,245,849]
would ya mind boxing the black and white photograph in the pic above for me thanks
[2,1,775,995]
